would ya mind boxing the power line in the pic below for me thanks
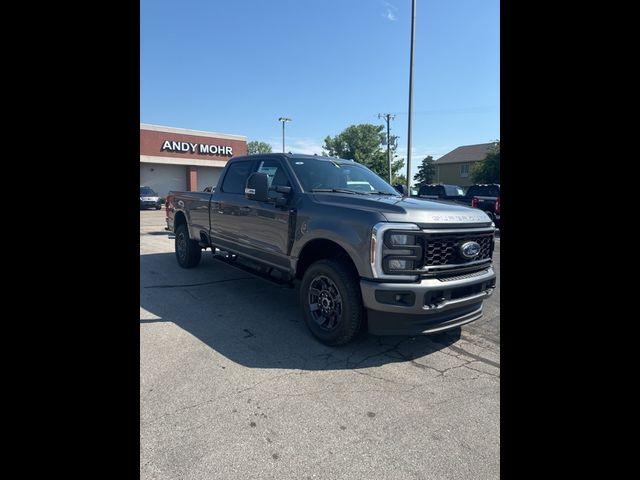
[377,105,499,116]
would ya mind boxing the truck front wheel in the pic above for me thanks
[175,224,201,268]
[300,259,364,345]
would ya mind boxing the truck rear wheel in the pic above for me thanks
[300,259,363,345]
[175,224,201,268]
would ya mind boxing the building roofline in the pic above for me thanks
[454,142,495,149]
[433,142,496,164]
[140,123,246,141]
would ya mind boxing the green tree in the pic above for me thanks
[413,155,436,187]
[247,141,273,155]
[470,141,500,183]
[393,173,407,187]
[323,124,390,178]
[391,157,406,186]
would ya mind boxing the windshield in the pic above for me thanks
[140,187,157,196]
[444,186,465,196]
[288,158,399,195]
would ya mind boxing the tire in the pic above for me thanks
[175,224,201,268]
[300,259,364,345]
[155,205,161,210]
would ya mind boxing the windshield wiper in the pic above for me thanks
[311,188,366,195]
[367,191,400,196]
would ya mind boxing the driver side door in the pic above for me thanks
[243,158,294,269]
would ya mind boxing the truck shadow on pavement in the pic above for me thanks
[140,252,461,371]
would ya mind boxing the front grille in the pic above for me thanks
[377,225,495,277]
[420,232,494,267]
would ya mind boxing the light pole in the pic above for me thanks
[278,117,291,153]
[406,0,416,194]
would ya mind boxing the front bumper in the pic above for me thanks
[360,267,496,336]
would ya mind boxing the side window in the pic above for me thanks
[221,161,253,194]
[460,164,469,177]
[256,159,291,199]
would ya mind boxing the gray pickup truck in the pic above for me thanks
[166,153,496,345]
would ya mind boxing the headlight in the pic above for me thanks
[370,223,422,280]
[388,234,415,246]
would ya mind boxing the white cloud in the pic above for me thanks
[267,137,325,156]
[289,138,325,155]
[382,2,397,21]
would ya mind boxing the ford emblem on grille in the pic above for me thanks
[460,241,481,259]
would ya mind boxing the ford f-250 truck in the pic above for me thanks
[165,153,497,345]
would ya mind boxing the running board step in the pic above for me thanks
[211,255,294,287]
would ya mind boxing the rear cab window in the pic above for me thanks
[467,185,500,197]
[444,186,464,196]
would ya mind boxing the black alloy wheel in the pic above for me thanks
[175,224,201,268]
[300,259,363,345]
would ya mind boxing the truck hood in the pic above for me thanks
[311,193,492,227]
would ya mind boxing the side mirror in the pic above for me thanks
[274,185,291,194]
[245,172,269,202]
[394,184,408,196]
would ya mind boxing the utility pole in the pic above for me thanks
[406,0,416,194]
[378,113,395,184]
[278,117,291,153]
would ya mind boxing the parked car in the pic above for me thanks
[165,153,496,345]
[417,184,465,201]
[463,184,500,229]
[413,183,500,229]
[392,185,418,196]
[140,186,162,210]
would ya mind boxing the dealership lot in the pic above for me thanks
[140,209,500,479]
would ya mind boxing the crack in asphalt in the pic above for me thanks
[409,360,446,376]
[142,335,499,427]
[351,368,419,385]
[464,363,500,378]
[347,336,500,380]
[445,344,500,368]
[461,330,501,349]
[259,386,415,400]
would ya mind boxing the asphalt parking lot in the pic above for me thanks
[140,209,500,480]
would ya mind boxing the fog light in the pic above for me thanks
[388,259,414,270]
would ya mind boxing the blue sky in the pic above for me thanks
[141,0,499,179]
